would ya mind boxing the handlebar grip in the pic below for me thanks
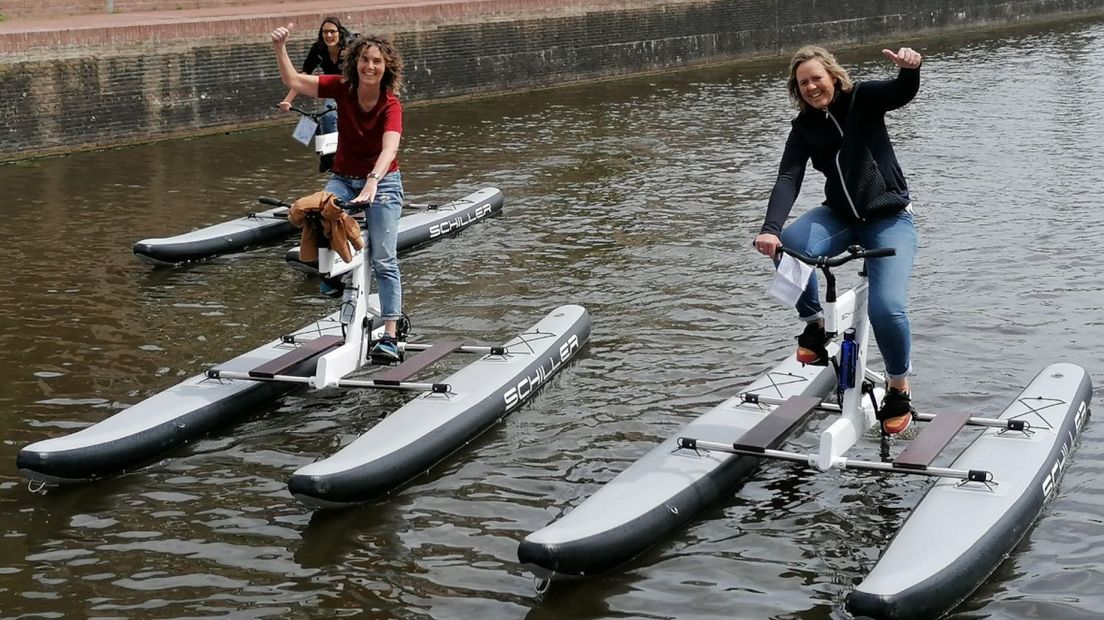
[334,198,372,212]
[751,239,781,256]
[258,196,290,207]
[777,245,816,263]
[862,248,897,258]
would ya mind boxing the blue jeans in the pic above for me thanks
[779,205,918,379]
[324,171,404,321]
[319,99,337,134]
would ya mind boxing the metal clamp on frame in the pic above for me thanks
[673,437,706,456]
[958,468,998,490]
[999,419,1033,436]
[968,469,993,483]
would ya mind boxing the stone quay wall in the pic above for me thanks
[2,0,1103,161]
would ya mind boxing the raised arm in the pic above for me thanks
[858,47,923,112]
[271,24,320,99]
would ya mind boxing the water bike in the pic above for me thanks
[22,199,589,509]
[518,245,1090,619]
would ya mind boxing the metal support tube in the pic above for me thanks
[679,438,993,482]
[402,343,511,356]
[209,370,445,392]
[742,394,1022,430]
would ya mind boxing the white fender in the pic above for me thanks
[315,132,338,155]
[319,247,364,279]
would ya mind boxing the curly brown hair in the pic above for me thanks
[787,45,853,111]
[342,35,405,93]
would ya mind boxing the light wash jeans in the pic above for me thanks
[779,205,918,379]
[324,171,403,321]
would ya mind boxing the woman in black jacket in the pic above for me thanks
[277,16,353,133]
[753,45,922,434]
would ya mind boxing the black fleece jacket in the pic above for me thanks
[760,66,921,235]
[301,42,343,75]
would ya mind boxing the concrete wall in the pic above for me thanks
[3,0,1104,161]
[1,0,268,21]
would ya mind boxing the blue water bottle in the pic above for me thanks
[839,328,857,390]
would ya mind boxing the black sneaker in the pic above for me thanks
[880,387,916,434]
[796,322,828,366]
[369,334,401,364]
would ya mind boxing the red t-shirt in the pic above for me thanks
[318,74,402,177]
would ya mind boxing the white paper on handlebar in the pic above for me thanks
[767,253,813,306]
[293,116,318,146]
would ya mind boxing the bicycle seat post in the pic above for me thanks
[821,265,838,304]
[820,264,839,339]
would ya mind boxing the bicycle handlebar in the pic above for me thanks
[333,198,372,212]
[778,244,896,267]
[258,196,291,208]
[287,105,334,121]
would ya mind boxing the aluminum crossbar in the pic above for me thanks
[676,438,994,483]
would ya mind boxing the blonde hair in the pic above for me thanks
[787,46,853,111]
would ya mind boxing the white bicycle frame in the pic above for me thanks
[815,276,877,470]
[311,237,373,389]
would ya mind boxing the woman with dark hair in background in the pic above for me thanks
[277,16,352,133]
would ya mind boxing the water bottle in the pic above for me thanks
[339,286,357,325]
[838,328,857,390]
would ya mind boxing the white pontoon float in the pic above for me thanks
[133,186,504,266]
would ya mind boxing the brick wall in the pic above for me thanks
[1,0,295,20]
[0,41,279,157]
[3,0,1104,161]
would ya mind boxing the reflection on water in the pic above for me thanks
[2,18,1104,620]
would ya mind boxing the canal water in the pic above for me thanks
[1,17,1102,620]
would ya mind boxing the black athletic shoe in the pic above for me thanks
[796,322,829,366]
[880,387,916,434]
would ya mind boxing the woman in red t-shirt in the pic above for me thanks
[272,24,406,362]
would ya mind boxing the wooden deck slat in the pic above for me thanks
[248,335,343,379]
[373,339,466,384]
[734,396,822,452]
[894,411,971,469]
